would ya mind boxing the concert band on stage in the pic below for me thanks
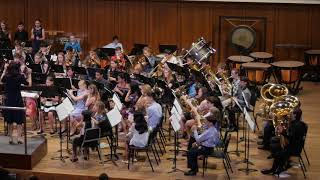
[0,20,308,177]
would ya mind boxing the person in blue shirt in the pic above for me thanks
[184,111,221,176]
[64,35,82,55]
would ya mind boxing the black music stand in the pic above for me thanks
[51,65,65,73]
[166,62,190,78]
[32,73,47,85]
[135,74,155,86]
[129,43,148,56]
[0,49,13,61]
[96,48,116,59]
[28,64,43,74]
[159,45,178,54]
[72,66,87,76]
[54,78,72,90]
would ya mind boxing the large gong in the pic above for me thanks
[230,25,256,51]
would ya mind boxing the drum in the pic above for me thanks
[242,62,271,85]
[185,37,216,63]
[271,60,304,94]
[250,52,273,64]
[227,55,254,71]
[304,49,320,66]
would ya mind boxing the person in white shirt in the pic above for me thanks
[161,49,182,66]
[102,35,123,51]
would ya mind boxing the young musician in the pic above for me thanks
[113,73,130,102]
[142,46,158,73]
[1,62,31,144]
[64,35,82,55]
[12,41,26,60]
[161,49,181,66]
[0,20,11,49]
[95,69,108,85]
[31,19,45,54]
[123,112,149,163]
[143,92,162,130]
[84,50,100,68]
[70,110,95,162]
[14,22,28,43]
[65,46,76,66]
[86,84,100,111]
[184,113,221,176]
[111,47,126,70]
[34,52,49,74]
[39,76,59,134]
[91,101,107,126]
[67,80,88,135]
[103,35,123,51]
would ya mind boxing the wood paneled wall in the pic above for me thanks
[0,0,320,65]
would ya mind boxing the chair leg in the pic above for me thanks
[127,148,131,170]
[159,136,166,153]
[153,143,161,162]
[202,157,206,177]
[299,157,306,179]
[98,145,104,166]
[146,150,154,172]
[303,147,310,165]
[156,139,164,155]
[300,156,307,172]
[81,147,85,168]
[223,159,230,180]
[151,146,159,165]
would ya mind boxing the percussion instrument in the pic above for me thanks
[250,52,273,64]
[231,25,256,52]
[304,49,320,66]
[227,55,254,71]
[242,62,271,85]
[271,60,304,94]
[184,37,216,63]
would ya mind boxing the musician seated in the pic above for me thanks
[161,49,181,66]
[107,60,119,89]
[111,47,126,70]
[34,52,48,73]
[226,76,251,132]
[95,69,108,85]
[85,50,100,68]
[38,76,59,134]
[102,35,123,51]
[86,84,100,111]
[261,108,307,175]
[54,52,67,77]
[123,112,149,163]
[143,92,162,130]
[113,73,130,102]
[184,113,221,176]
[142,46,158,73]
[12,41,26,60]
[91,101,108,127]
[66,66,75,78]
[67,80,89,135]
[70,110,96,162]
[64,35,82,55]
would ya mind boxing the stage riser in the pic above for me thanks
[0,139,47,170]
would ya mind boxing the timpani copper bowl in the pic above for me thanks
[271,60,304,94]
[304,49,320,66]
[250,52,273,64]
[227,55,254,73]
[242,62,271,85]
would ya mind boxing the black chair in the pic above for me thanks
[98,118,118,163]
[128,130,159,172]
[80,128,104,167]
[202,134,232,180]
[290,124,309,179]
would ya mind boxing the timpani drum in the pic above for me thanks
[250,52,273,64]
[304,49,320,66]
[227,55,254,73]
[271,60,304,94]
[242,62,271,85]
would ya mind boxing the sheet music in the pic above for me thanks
[242,91,250,109]
[21,91,40,99]
[173,98,183,115]
[107,108,122,127]
[170,114,181,132]
[244,108,256,132]
[112,93,123,110]
[56,97,74,121]
[232,97,243,112]
[171,106,181,121]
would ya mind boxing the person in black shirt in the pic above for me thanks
[14,22,28,43]
[0,62,30,144]
[39,76,59,134]
[0,20,11,49]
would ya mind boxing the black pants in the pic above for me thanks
[263,121,275,147]
[187,146,213,171]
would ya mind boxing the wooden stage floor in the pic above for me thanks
[2,81,320,180]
